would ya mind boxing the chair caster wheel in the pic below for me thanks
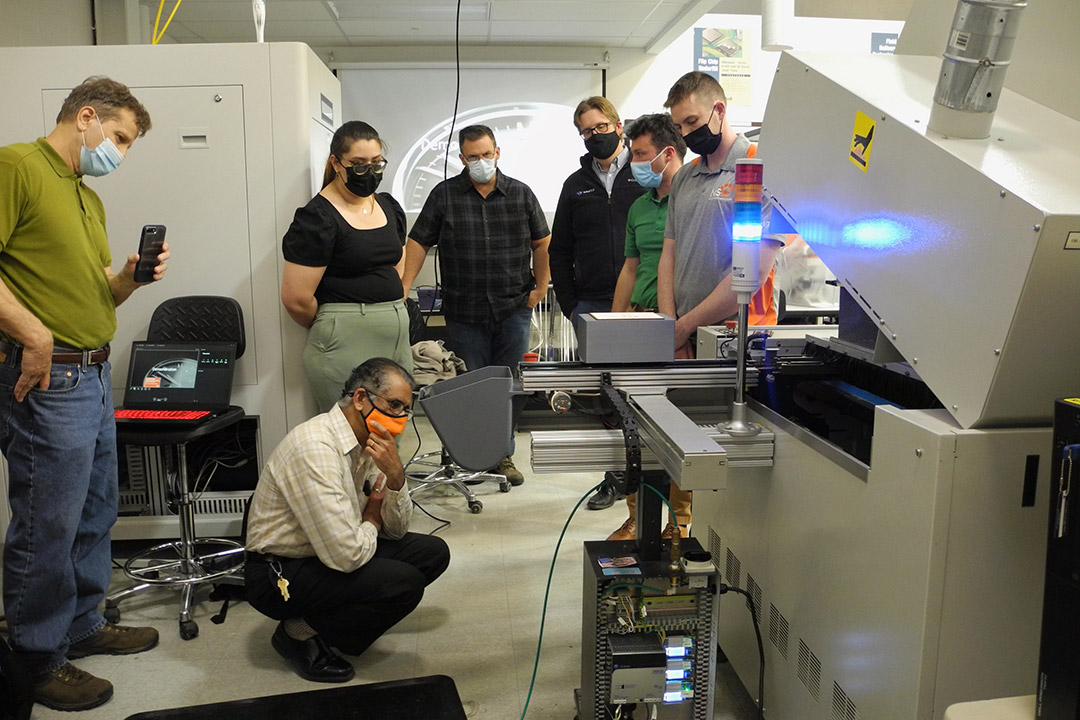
[499,481,511,493]
[468,500,483,514]
[104,606,120,624]
[179,620,199,640]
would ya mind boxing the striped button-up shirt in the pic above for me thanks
[245,404,412,572]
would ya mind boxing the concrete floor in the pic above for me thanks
[30,416,761,720]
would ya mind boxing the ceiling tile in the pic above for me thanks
[490,20,645,37]
[173,21,267,41]
[492,2,667,23]
[266,21,349,40]
[336,19,490,37]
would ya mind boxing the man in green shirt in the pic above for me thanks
[0,76,169,712]
[612,113,686,313]
[607,113,693,541]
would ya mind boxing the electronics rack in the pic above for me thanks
[579,538,719,720]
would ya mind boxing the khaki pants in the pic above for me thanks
[303,301,413,412]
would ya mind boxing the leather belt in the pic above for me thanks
[0,340,110,366]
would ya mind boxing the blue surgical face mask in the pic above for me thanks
[630,149,670,189]
[467,157,497,184]
[79,116,124,177]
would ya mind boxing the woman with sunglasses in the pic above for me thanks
[281,121,413,411]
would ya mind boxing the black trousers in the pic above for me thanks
[245,532,450,655]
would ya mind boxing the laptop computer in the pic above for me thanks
[114,341,237,425]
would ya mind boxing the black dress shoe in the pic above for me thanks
[271,623,355,683]
[587,480,625,510]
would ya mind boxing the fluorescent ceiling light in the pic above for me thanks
[326,1,491,21]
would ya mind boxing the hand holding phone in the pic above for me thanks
[133,225,166,283]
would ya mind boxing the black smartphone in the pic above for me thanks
[133,224,166,283]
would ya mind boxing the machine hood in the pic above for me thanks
[759,51,1080,429]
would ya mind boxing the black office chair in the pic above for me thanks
[105,296,249,640]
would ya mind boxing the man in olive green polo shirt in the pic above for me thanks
[607,113,693,542]
[0,76,170,712]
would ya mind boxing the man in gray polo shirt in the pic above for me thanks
[659,72,784,357]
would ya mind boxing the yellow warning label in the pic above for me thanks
[849,111,875,173]
[1065,398,1080,405]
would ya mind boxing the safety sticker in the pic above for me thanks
[849,111,875,173]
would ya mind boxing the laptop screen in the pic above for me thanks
[122,341,236,410]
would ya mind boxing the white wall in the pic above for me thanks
[610,14,905,131]
[0,0,93,45]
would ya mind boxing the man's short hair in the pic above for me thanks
[458,124,496,149]
[663,72,727,111]
[625,114,687,160]
[339,358,417,404]
[56,76,152,137]
[573,96,620,130]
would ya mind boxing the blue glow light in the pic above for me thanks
[733,202,762,243]
[666,668,687,680]
[665,646,688,658]
[663,691,683,703]
[733,222,762,243]
[841,218,910,250]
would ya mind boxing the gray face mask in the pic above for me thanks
[467,157,497,183]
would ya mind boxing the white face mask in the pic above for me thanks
[467,157,497,183]
[79,115,124,177]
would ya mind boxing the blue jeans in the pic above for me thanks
[0,355,116,676]
[444,305,533,374]
[444,305,533,456]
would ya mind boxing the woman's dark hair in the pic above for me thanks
[322,121,385,188]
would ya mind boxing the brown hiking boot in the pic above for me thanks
[34,663,113,711]
[607,517,636,541]
[662,522,689,539]
[495,456,525,486]
[68,623,159,658]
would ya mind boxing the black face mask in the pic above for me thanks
[683,107,723,157]
[584,130,620,160]
[342,164,383,198]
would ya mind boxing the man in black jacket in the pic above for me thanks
[550,97,646,510]
[550,97,646,335]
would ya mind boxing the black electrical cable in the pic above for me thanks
[404,399,452,534]
[412,499,451,535]
[719,584,766,720]
[427,0,463,335]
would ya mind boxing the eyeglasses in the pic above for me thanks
[362,388,412,417]
[342,159,388,176]
[579,121,613,140]
[462,151,496,163]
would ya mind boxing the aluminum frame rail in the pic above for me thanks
[628,393,728,491]
[518,361,752,393]
[531,425,774,474]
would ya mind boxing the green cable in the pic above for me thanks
[520,476,683,720]
[520,480,602,720]
[639,481,678,534]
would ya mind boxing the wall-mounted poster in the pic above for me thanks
[694,27,753,107]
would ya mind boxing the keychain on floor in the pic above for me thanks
[270,560,290,601]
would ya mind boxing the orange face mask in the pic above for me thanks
[361,403,408,437]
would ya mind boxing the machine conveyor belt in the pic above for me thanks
[530,425,774,474]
